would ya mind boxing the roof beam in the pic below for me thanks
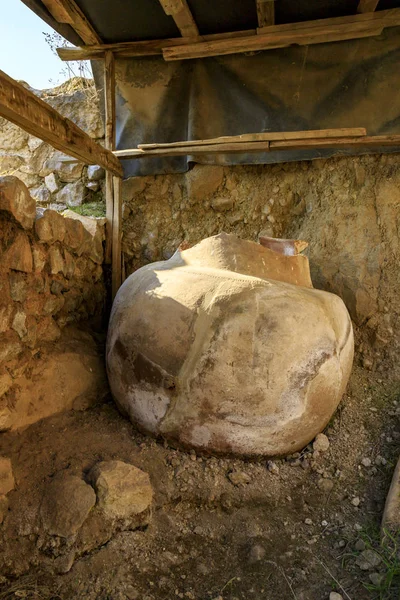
[357,0,380,13]
[40,0,101,44]
[163,8,400,61]
[0,68,122,177]
[256,0,275,27]
[158,0,199,38]
[57,8,400,62]
[56,29,255,61]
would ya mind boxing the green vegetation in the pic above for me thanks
[69,202,106,218]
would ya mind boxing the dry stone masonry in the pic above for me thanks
[0,79,105,211]
[0,175,107,431]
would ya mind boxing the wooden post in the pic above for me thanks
[104,50,116,267]
[112,176,122,299]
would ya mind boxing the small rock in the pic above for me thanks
[267,461,280,475]
[369,572,384,586]
[0,458,15,496]
[248,544,265,563]
[351,497,360,507]
[89,460,153,520]
[329,593,344,600]
[211,197,234,212]
[56,180,86,207]
[40,474,96,538]
[87,165,105,181]
[355,539,366,551]
[304,518,313,525]
[313,433,330,453]
[86,181,100,192]
[228,470,251,486]
[30,185,51,204]
[45,173,59,193]
[375,455,387,466]
[355,549,382,571]
[361,457,372,467]
[363,357,373,370]
[317,478,334,493]
[35,209,66,244]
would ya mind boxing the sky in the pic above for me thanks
[1,0,91,89]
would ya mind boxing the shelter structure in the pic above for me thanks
[2,0,400,296]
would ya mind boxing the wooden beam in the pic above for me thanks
[0,68,122,177]
[114,134,400,160]
[112,176,122,299]
[56,29,255,61]
[41,0,101,44]
[256,8,394,34]
[158,0,199,37]
[269,135,400,151]
[163,8,400,60]
[138,128,367,150]
[358,0,380,13]
[104,51,116,265]
[256,0,275,27]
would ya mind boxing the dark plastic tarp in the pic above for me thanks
[92,26,400,177]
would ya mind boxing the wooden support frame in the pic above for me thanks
[158,0,199,37]
[104,51,116,266]
[112,176,122,299]
[102,51,122,297]
[56,29,255,61]
[163,9,400,60]
[57,8,400,62]
[41,0,101,44]
[0,68,122,177]
[256,0,275,27]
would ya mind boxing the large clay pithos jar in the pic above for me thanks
[107,233,353,456]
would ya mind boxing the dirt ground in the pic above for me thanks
[0,346,399,600]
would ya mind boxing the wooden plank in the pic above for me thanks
[270,134,400,150]
[115,141,271,158]
[104,51,116,264]
[114,134,400,160]
[40,0,101,44]
[0,68,122,177]
[159,0,199,37]
[256,7,395,34]
[358,0,380,13]
[56,29,255,61]
[138,128,368,150]
[163,9,400,61]
[112,176,122,299]
[256,0,275,27]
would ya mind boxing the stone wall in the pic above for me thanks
[122,153,400,377]
[0,80,105,211]
[0,176,107,431]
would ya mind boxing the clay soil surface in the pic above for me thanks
[0,363,399,600]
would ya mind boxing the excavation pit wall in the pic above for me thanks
[122,153,400,380]
[0,176,108,432]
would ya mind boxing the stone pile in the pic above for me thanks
[38,461,153,573]
[0,175,107,430]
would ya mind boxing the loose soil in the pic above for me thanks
[0,359,399,600]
